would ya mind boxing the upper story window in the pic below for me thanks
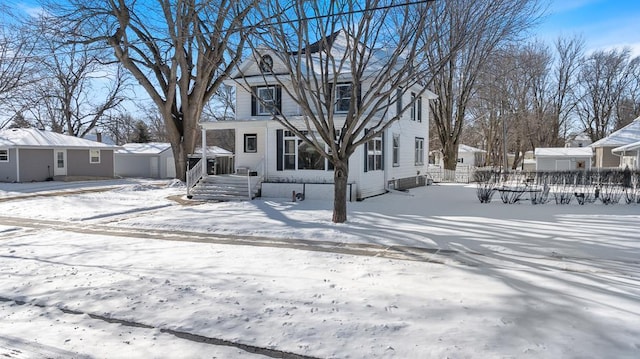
[0,149,8,162]
[251,86,281,116]
[396,89,403,118]
[259,55,273,73]
[410,93,422,122]
[335,84,352,113]
[89,149,100,164]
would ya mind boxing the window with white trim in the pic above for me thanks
[257,87,277,115]
[89,149,100,164]
[392,134,400,167]
[367,135,383,171]
[410,93,422,122]
[282,131,325,170]
[244,134,257,153]
[0,149,8,162]
[415,137,424,165]
[335,84,352,113]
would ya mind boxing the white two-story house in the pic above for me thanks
[198,32,436,201]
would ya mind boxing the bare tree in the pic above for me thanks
[0,11,38,127]
[550,35,584,144]
[244,0,435,223]
[426,0,542,171]
[577,48,639,141]
[23,16,128,137]
[203,84,235,122]
[55,0,255,180]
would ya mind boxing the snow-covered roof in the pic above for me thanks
[229,31,437,100]
[458,144,486,153]
[192,146,233,157]
[612,140,640,154]
[534,147,593,157]
[590,117,640,147]
[117,142,172,155]
[0,128,120,149]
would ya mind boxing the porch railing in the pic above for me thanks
[186,159,204,198]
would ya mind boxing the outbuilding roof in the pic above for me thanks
[590,117,640,147]
[0,128,120,149]
[117,142,172,155]
[458,144,486,153]
[534,147,593,157]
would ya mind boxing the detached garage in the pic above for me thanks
[115,142,176,179]
[534,147,593,171]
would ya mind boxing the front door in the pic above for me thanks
[54,150,67,176]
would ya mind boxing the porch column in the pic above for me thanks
[201,127,207,177]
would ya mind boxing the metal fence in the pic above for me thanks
[427,166,481,183]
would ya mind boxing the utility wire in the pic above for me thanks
[0,0,435,62]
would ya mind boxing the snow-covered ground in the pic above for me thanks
[0,179,639,358]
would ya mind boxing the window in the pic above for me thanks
[367,135,383,171]
[89,149,100,164]
[244,134,257,153]
[415,137,424,165]
[281,130,325,170]
[392,134,400,167]
[335,84,352,113]
[258,87,276,115]
[0,149,8,162]
[410,93,422,122]
[410,93,416,121]
[396,89,403,118]
[251,86,281,116]
[57,151,65,168]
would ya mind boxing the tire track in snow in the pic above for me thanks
[0,215,458,264]
[0,296,317,359]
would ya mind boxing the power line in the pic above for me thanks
[1,0,435,62]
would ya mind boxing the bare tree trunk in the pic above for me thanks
[332,160,349,223]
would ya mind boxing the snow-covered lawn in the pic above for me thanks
[0,179,639,358]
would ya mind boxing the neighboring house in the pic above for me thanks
[115,142,176,179]
[198,31,437,201]
[430,144,486,167]
[534,147,593,171]
[565,132,592,148]
[590,116,640,168]
[0,128,119,182]
[611,140,640,169]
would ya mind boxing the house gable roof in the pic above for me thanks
[228,30,437,99]
[0,128,120,149]
[590,116,640,147]
[117,142,172,155]
[458,144,486,153]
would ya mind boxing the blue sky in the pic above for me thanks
[535,0,640,55]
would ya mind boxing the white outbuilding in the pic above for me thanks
[534,147,593,171]
[115,142,176,179]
